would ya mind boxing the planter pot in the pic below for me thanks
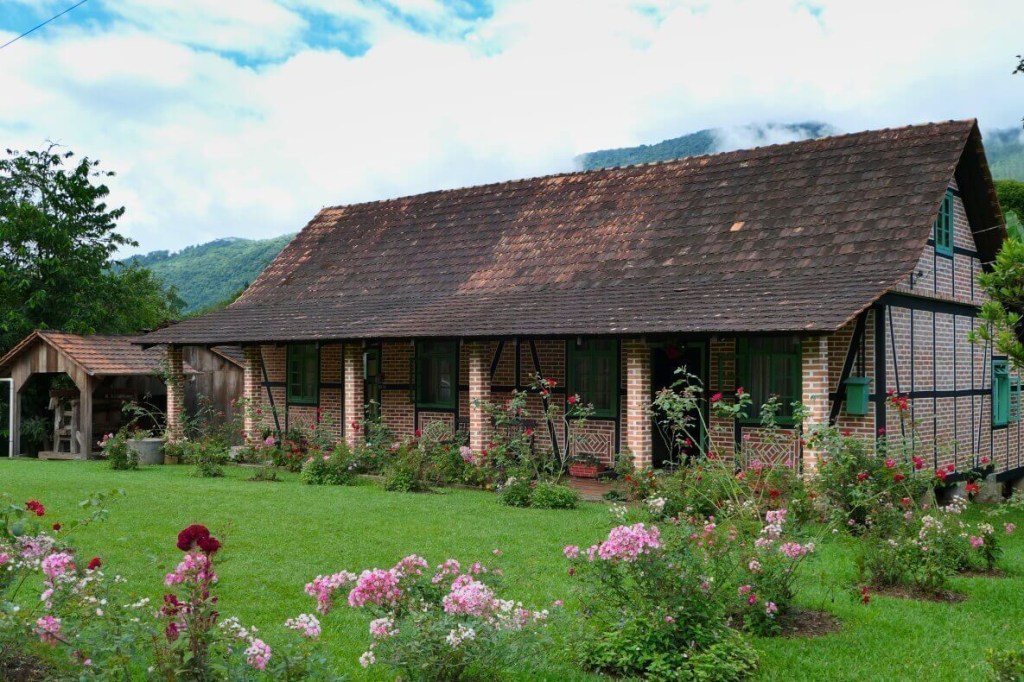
[164,455,180,465]
[569,463,606,479]
[128,438,164,466]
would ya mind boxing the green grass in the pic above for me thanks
[3,459,1024,680]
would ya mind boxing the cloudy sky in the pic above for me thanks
[2,0,1022,255]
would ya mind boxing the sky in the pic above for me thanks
[1,0,1023,255]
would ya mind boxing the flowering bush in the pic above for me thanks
[529,481,580,509]
[300,443,358,486]
[306,552,553,680]
[0,494,337,680]
[99,429,137,470]
[564,514,761,680]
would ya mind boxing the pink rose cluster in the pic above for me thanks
[164,552,217,587]
[577,523,662,563]
[304,571,356,614]
[285,613,321,638]
[348,568,404,608]
[779,542,815,559]
[443,575,498,618]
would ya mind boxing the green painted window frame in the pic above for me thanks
[934,189,953,256]
[286,343,319,406]
[415,340,457,410]
[567,339,619,418]
[736,336,802,424]
[993,359,1011,427]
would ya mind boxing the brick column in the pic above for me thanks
[467,341,491,455]
[625,338,652,469]
[801,335,829,476]
[242,346,264,442]
[165,345,186,442]
[343,343,365,447]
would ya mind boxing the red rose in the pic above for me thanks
[736,387,745,396]
[176,524,211,551]
[946,463,955,473]
[981,456,990,465]
[52,523,62,532]
[878,427,887,436]
[861,586,870,605]
[912,456,924,470]
[415,429,422,438]
[568,568,575,576]
[857,471,869,482]
[900,497,911,507]
[568,395,578,405]
[965,482,980,495]
[710,392,723,403]
[197,536,222,555]
[769,489,781,499]
[936,470,947,482]
[87,557,102,571]
[893,473,906,482]
[25,499,45,517]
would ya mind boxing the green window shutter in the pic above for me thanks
[736,336,802,423]
[567,339,619,417]
[934,190,953,256]
[415,340,457,409]
[286,344,319,406]
[993,359,1010,427]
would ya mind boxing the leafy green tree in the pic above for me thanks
[0,144,182,354]
[974,236,1024,370]
[996,180,1024,217]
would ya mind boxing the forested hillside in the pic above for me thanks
[127,235,294,313]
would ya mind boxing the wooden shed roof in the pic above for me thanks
[0,331,194,376]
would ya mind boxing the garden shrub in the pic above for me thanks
[498,476,533,507]
[304,553,553,680]
[184,438,230,478]
[99,429,138,470]
[989,642,1024,682]
[383,443,432,492]
[563,514,780,680]
[529,482,579,509]
[300,444,357,486]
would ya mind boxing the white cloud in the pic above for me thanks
[1,0,1022,256]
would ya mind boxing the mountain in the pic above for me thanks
[577,122,1024,181]
[127,235,294,313]
[576,122,836,171]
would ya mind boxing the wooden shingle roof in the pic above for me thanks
[0,331,192,376]
[139,119,1003,346]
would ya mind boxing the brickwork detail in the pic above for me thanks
[343,344,364,447]
[467,341,490,454]
[801,336,829,474]
[242,345,264,441]
[625,339,652,469]
[165,345,186,441]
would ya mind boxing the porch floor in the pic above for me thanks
[566,476,620,502]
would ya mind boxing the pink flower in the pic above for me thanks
[348,569,402,608]
[360,651,376,668]
[392,554,429,578]
[765,601,779,616]
[553,599,563,607]
[1005,523,1016,535]
[884,459,896,469]
[432,559,461,584]
[245,639,271,671]
[369,617,398,639]
[563,545,580,559]
[304,571,356,614]
[596,524,662,562]
[41,552,75,580]
[664,615,675,623]
[969,536,984,549]
[492,548,502,556]
[779,542,815,559]
[34,616,61,646]
[285,613,321,638]
[738,584,752,595]
[443,575,497,617]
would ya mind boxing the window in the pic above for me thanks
[416,340,457,409]
[736,336,801,423]
[364,346,381,420]
[286,344,319,405]
[934,189,953,256]
[993,359,1016,427]
[567,339,619,417]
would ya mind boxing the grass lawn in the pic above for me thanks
[3,458,1024,680]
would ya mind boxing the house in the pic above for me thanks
[0,332,243,458]
[138,119,1020,480]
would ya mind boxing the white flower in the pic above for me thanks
[359,651,376,668]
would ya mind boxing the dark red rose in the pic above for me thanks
[25,499,45,517]
[52,523,61,532]
[197,536,221,555]
[87,557,102,571]
[176,524,211,551]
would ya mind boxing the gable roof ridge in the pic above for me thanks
[314,118,977,215]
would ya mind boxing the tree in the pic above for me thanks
[0,144,182,354]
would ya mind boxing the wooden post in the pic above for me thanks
[75,375,94,459]
[11,378,22,457]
